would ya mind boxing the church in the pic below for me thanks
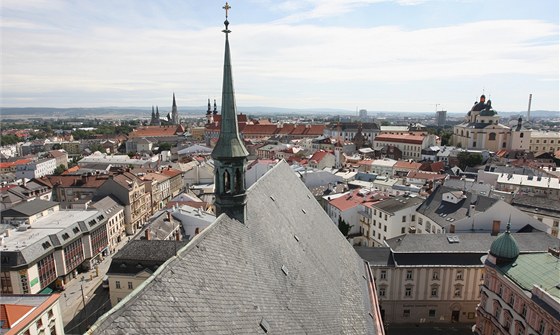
[150,93,180,126]
[451,95,530,152]
[88,4,384,335]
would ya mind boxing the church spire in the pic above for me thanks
[213,99,218,115]
[207,99,212,115]
[211,2,249,223]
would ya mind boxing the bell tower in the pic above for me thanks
[211,2,249,223]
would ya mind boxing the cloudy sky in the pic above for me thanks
[1,0,558,113]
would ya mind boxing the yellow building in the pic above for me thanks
[452,96,509,151]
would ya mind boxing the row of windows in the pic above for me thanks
[379,269,463,281]
[378,284,464,298]
[115,280,134,290]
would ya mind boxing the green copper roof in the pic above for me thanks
[497,253,560,301]
[211,29,249,160]
[490,228,519,261]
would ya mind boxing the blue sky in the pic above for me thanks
[1,0,558,113]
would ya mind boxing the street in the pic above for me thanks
[60,237,130,334]
[385,323,474,335]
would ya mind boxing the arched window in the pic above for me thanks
[489,133,496,141]
[223,170,231,193]
[235,168,243,193]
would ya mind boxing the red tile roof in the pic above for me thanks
[374,134,425,145]
[1,304,34,329]
[406,170,446,181]
[393,161,422,170]
[309,150,330,163]
[329,189,388,212]
[128,125,182,138]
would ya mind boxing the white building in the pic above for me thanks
[15,158,56,180]
[357,195,423,247]
[528,130,560,154]
[371,158,397,177]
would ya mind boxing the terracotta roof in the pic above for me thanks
[0,159,32,169]
[306,124,325,136]
[277,124,295,134]
[407,170,446,181]
[309,150,330,163]
[357,160,374,166]
[160,168,183,178]
[329,189,387,212]
[393,161,422,170]
[0,304,34,329]
[374,134,425,145]
[128,125,181,138]
[62,166,80,175]
[39,174,109,188]
[241,124,278,135]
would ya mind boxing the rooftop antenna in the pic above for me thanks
[527,93,532,123]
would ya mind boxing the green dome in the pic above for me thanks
[490,228,519,261]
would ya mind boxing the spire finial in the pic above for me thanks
[222,2,231,34]
[506,214,512,233]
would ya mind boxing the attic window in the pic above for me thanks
[270,196,275,201]
[281,265,288,276]
[294,235,299,242]
[42,241,51,249]
[88,219,97,226]
[72,227,80,234]
[259,317,270,333]
[61,233,70,240]
[97,215,104,220]
[302,209,306,214]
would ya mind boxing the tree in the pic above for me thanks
[158,142,172,153]
[457,152,483,170]
[53,164,67,175]
[338,216,352,237]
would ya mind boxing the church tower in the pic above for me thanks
[171,93,179,124]
[211,2,249,223]
[206,98,213,124]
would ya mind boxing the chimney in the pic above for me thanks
[491,220,501,236]
[167,211,172,221]
[144,228,150,240]
[449,224,455,234]
[175,230,181,241]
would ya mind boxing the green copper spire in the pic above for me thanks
[211,2,249,160]
[211,2,249,224]
[489,219,520,263]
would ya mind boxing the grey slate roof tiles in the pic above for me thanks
[89,161,378,334]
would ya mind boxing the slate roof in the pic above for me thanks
[415,185,498,227]
[89,161,379,334]
[1,199,58,218]
[372,196,424,215]
[385,232,558,254]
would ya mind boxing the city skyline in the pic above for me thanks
[1,0,558,113]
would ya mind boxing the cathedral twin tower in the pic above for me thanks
[150,93,180,126]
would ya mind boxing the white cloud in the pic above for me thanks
[1,15,558,111]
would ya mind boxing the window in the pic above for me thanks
[401,227,405,234]
[489,132,496,140]
[456,270,463,280]
[509,294,515,307]
[384,214,387,220]
[115,281,121,289]
[128,282,133,290]
[498,285,503,296]
[418,218,423,225]
[432,271,439,280]
[411,215,416,222]
[431,286,438,297]
[406,270,413,280]
[402,215,406,222]
[383,225,387,232]
[380,270,387,280]
[428,309,436,318]
[379,287,386,297]
[539,320,545,334]
[403,309,410,318]
[521,304,527,317]
[454,285,463,298]
[520,133,524,138]
[405,287,412,297]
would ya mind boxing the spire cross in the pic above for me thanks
[223,2,231,18]
[222,2,231,34]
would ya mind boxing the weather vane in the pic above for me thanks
[222,2,231,34]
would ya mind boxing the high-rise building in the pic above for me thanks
[436,110,447,126]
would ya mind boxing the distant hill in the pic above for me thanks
[0,107,557,119]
